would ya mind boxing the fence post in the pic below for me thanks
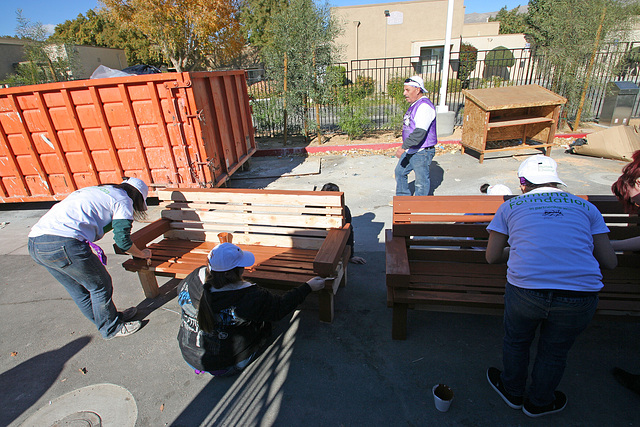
[283,52,288,146]
[575,6,606,130]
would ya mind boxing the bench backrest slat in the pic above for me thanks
[156,188,346,249]
[393,195,639,243]
[164,201,343,216]
[162,209,343,229]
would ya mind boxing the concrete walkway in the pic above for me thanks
[1,148,638,426]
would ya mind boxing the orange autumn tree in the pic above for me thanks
[100,0,245,71]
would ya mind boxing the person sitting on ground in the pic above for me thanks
[610,149,640,395]
[321,183,366,264]
[485,155,617,418]
[28,177,152,339]
[177,242,330,376]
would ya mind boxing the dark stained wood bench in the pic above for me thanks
[119,188,351,322]
[386,195,640,340]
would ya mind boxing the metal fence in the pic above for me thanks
[248,42,640,138]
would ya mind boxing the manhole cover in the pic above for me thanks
[21,384,136,427]
[53,411,101,426]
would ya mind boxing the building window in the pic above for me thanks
[419,46,444,74]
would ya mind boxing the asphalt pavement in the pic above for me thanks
[1,146,638,426]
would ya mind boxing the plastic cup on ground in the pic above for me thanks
[432,384,454,412]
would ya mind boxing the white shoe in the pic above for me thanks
[111,321,142,338]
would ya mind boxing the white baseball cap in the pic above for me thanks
[208,243,255,272]
[487,184,513,195]
[122,177,149,210]
[517,155,566,186]
[404,75,426,93]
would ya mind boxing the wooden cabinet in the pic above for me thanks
[461,85,567,163]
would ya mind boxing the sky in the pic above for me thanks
[0,0,526,38]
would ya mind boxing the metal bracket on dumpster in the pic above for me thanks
[186,109,205,121]
[164,81,192,89]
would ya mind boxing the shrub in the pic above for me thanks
[387,76,408,105]
[458,42,478,82]
[354,75,375,96]
[326,65,348,86]
[485,46,515,68]
[250,98,285,133]
[337,100,371,139]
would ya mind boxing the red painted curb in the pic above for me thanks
[254,133,587,157]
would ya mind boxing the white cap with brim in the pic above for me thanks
[487,184,513,195]
[208,242,255,272]
[122,177,149,210]
[517,155,566,186]
[404,75,427,93]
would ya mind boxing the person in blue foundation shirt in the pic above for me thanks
[485,155,617,417]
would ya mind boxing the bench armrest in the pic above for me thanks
[313,224,351,277]
[113,218,171,255]
[385,229,410,287]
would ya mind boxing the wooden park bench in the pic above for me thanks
[386,195,640,340]
[119,188,351,322]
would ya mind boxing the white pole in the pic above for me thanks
[437,0,454,113]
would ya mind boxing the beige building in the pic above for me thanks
[331,0,531,71]
[0,37,128,82]
[332,0,466,68]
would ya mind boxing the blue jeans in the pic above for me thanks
[28,235,121,339]
[395,147,435,196]
[501,283,598,406]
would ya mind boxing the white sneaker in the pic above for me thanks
[111,320,142,338]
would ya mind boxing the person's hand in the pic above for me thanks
[349,256,367,264]
[306,276,331,291]
[140,248,152,259]
[395,147,404,158]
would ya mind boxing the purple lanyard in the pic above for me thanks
[86,240,107,265]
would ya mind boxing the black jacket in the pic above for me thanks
[177,267,312,372]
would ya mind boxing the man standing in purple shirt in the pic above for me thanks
[395,75,438,196]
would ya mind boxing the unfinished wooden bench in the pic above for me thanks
[386,195,640,340]
[120,188,351,322]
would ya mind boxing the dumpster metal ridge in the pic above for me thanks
[0,70,255,203]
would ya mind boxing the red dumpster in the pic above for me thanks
[0,70,256,203]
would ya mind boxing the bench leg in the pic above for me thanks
[138,269,160,299]
[392,303,408,340]
[318,290,334,323]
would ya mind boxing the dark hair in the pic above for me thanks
[520,178,560,192]
[321,183,340,192]
[196,266,244,333]
[611,150,640,213]
[100,183,147,220]
[480,183,490,194]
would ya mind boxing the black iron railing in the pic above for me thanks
[248,42,640,138]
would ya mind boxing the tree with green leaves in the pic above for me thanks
[526,0,638,124]
[51,9,163,67]
[241,0,289,49]
[489,6,529,35]
[3,10,80,86]
[260,0,342,141]
[101,0,245,71]
[457,42,478,82]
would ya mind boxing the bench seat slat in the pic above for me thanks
[164,230,325,250]
[169,222,330,238]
